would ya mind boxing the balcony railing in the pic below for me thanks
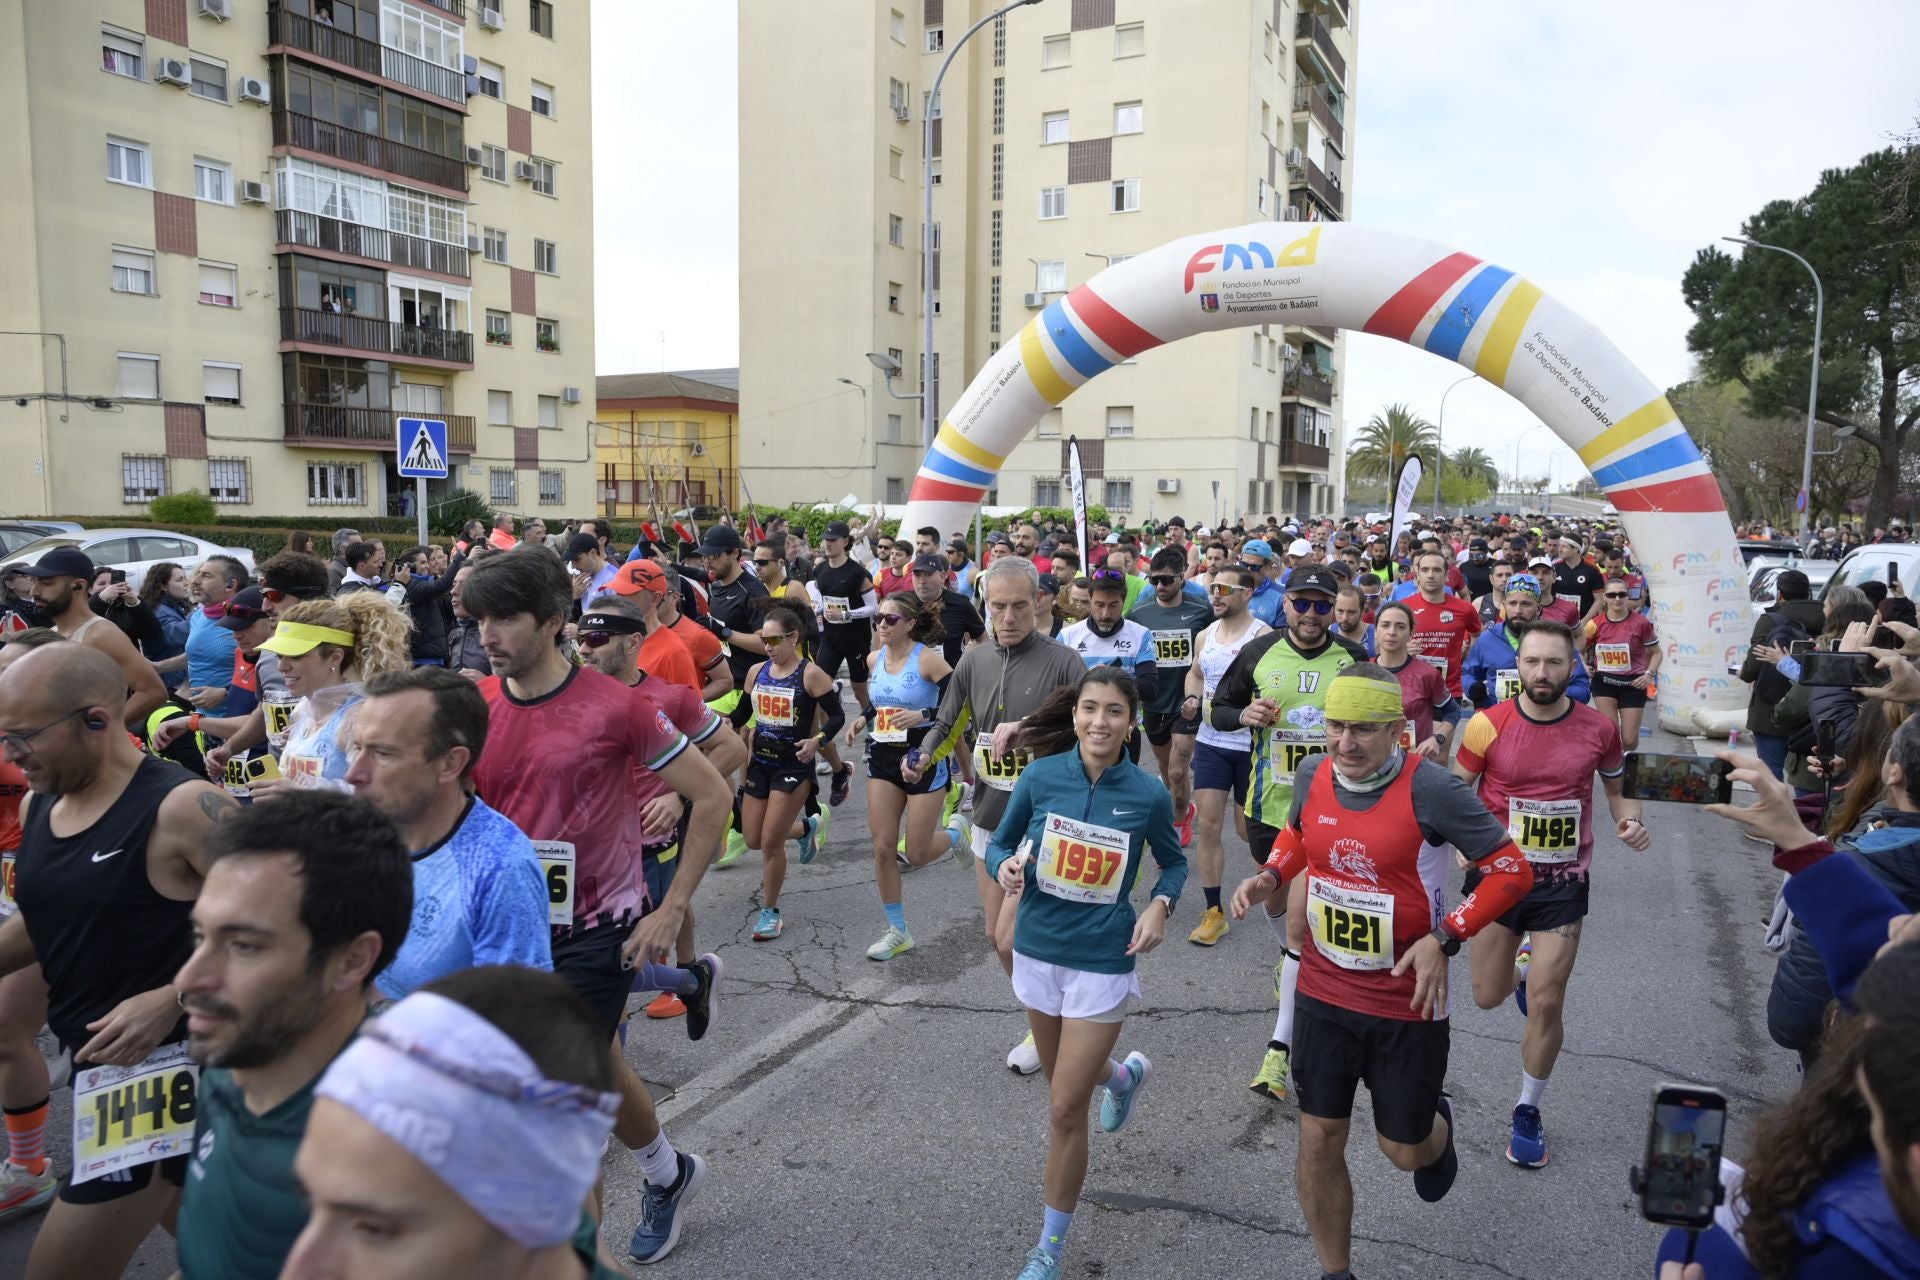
[281,307,475,364]
[416,0,464,16]
[1291,83,1344,152]
[283,404,476,452]
[1279,438,1331,470]
[268,8,466,108]
[1289,156,1344,217]
[273,110,468,192]
[276,209,470,278]
[1294,11,1345,85]
[393,321,473,363]
[380,45,467,106]
[1283,367,1334,404]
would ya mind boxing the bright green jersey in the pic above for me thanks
[1208,630,1365,826]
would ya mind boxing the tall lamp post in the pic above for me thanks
[922,0,1042,451]
[1723,235,1824,540]
[1431,372,1477,515]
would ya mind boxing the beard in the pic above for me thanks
[1523,674,1571,706]
[185,977,333,1070]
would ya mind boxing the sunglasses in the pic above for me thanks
[875,612,909,627]
[579,630,630,649]
[759,632,791,645]
[1604,593,1628,600]
[260,587,320,605]
[1207,583,1248,595]
[1288,596,1334,615]
[1089,568,1127,583]
[1148,575,1180,586]
[752,557,777,566]
[1237,561,1267,573]
[224,606,267,621]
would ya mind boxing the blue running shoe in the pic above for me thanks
[1513,938,1532,1017]
[751,906,782,940]
[1099,1051,1151,1133]
[1507,1103,1548,1168]
[1016,1246,1062,1280]
[1414,1093,1458,1202]
[797,814,821,865]
[628,1150,707,1265]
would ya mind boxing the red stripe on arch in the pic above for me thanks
[1362,253,1482,342]
[1607,474,1725,514]
[909,476,986,504]
[1066,285,1165,359]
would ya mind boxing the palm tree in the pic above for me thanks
[1345,404,1438,484]
[1449,445,1500,490]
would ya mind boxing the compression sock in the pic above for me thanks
[2,1099,48,1175]
[1272,947,1301,1047]
[1104,1058,1136,1095]
[1265,906,1289,945]
[1519,1071,1548,1109]
[1204,885,1222,911]
[636,962,701,997]
[1037,1204,1074,1259]
[634,1131,681,1188]
[883,901,908,933]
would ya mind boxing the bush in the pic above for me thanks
[149,491,217,526]
[428,488,493,539]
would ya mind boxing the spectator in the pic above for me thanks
[88,566,164,661]
[139,561,192,690]
[326,528,360,595]
[1741,568,1826,781]
[488,513,518,552]
[448,561,490,679]
[396,544,464,665]
[287,531,316,557]
[1772,589,1880,794]
[184,554,250,714]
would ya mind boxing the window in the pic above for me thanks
[528,0,554,37]
[994,11,1006,64]
[884,413,903,444]
[101,26,143,78]
[890,9,906,43]
[190,56,228,103]
[475,59,503,99]
[111,247,156,296]
[393,381,444,415]
[991,141,1003,200]
[532,239,557,274]
[888,78,908,117]
[1114,22,1144,57]
[887,347,904,369]
[888,147,903,179]
[480,143,508,183]
[1255,177,1272,217]
[194,158,233,205]
[888,214,904,246]
[1041,111,1069,144]
[990,209,1002,267]
[1111,177,1140,212]
[1260,101,1270,141]
[1104,478,1133,511]
[535,318,559,352]
[383,0,464,71]
[1033,477,1062,506]
[538,394,558,428]
[929,157,941,185]
[202,362,242,406]
[198,261,238,306]
[485,309,512,345]
[106,137,150,188]
[1038,408,1062,438]
[992,76,1004,135]
[1039,186,1067,219]
[527,157,556,196]
[123,455,168,504]
[489,466,517,502]
[207,458,250,504]
[488,389,511,424]
[1035,259,1065,293]
[1106,405,1134,438]
[924,26,943,52]
[1114,101,1143,134]
[530,80,554,118]
[483,226,508,263]
[989,275,1001,333]
[887,282,903,313]
[922,88,942,119]
[307,461,364,506]
[1264,22,1275,61]
[538,469,564,505]
[117,353,160,399]
[885,477,906,504]
[1042,34,1070,69]
[386,182,468,247]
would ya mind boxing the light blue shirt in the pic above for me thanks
[185,608,236,712]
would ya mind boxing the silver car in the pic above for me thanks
[1,528,257,584]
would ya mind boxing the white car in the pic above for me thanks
[1,528,258,584]
[1748,556,1837,607]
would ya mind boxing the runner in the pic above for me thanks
[1452,618,1650,1169]
[1228,664,1534,1279]
[1371,601,1464,762]
[23,547,167,728]
[804,521,875,807]
[845,592,964,960]
[693,525,772,729]
[1208,564,1365,1101]
[909,552,986,666]
[1404,549,1481,703]
[1526,555,1582,626]
[172,791,413,1280]
[905,556,1085,1073]
[0,642,237,1280]
[0,633,56,1226]
[1331,585,1374,655]
[597,561,701,694]
[1473,558,1514,628]
[1182,565,1271,946]
[1585,580,1661,743]
[1058,568,1160,764]
[986,667,1185,1280]
[1461,574,1593,709]
[246,593,413,794]
[1129,548,1214,848]
[655,560,733,701]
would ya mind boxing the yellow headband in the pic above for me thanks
[258,620,357,657]
[1323,673,1405,724]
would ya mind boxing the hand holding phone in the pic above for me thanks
[1634,1084,1728,1229]
[1622,753,1733,805]
[1797,650,1887,689]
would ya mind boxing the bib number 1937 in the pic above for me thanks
[71,1042,198,1184]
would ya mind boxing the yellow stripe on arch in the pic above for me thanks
[1018,319,1074,406]
[1471,279,1543,387]
[1577,395,1679,468]
[937,423,1007,472]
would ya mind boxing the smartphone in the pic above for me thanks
[1787,638,1816,656]
[1622,752,1733,805]
[1637,1084,1728,1229]
[243,755,282,782]
[1797,650,1886,689]
[1815,719,1836,768]
[108,569,127,585]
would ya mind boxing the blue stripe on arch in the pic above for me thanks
[1423,265,1516,362]
[922,449,998,487]
[1041,298,1113,380]
[1590,432,1704,488]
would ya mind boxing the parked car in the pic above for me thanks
[0,521,84,558]
[0,529,257,583]
[1822,542,1920,603]
[1749,557,1837,607]
[1738,538,1804,566]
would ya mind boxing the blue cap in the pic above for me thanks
[1241,539,1276,561]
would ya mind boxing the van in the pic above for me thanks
[1821,542,1920,602]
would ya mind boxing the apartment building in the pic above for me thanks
[0,0,594,521]
[740,0,1356,524]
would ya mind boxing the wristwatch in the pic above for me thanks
[1152,894,1175,918]
[1427,925,1461,957]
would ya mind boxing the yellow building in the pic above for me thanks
[739,0,1356,524]
[0,0,595,520]
[595,372,741,518]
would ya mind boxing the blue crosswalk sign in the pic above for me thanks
[397,417,450,478]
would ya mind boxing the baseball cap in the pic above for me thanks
[23,547,94,580]
[1286,565,1341,597]
[214,587,270,631]
[564,532,600,561]
[822,520,852,541]
[610,559,668,596]
[696,526,743,555]
[1286,538,1313,558]
[1104,532,1122,545]
[1167,516,1187,528]
[947,538,969,552]
[1528,555,1555,571]
[986,530,1012,546]
[1036,572,1061,595]
[1326,560,1354,581]
[1240,538,1275,561]
[1469,538,1490,551]
[910,553,945,574]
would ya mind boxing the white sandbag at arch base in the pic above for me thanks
[899,222,1750,735]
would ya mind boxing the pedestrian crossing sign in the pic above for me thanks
[397,417,450,478]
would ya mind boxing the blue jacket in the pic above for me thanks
[1461,623,1592,708]
[1248,578,1284,627]
[986,746,1186,975]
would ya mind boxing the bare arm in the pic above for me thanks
[88,625,168,728]
[698,721,747,776]
[621,746,732,966]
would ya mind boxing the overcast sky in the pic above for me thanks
[592,0,1919,488]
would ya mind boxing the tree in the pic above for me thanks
[1448,445,1500,490]
[1345,404,1438,486]
[1671,375,1877,526]
[1681,145,1919,527]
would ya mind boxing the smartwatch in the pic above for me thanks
[1152,894,1175,919]
[1427,925,1462,957]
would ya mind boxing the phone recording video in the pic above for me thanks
[1622,753,1733,805]
[1637,1085,1728,1229]
[1796,650,1887,689]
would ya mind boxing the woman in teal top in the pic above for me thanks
[986,666,1186,1280]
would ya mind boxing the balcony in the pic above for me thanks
[1279,438,1331,470]
[416,0,464,16]
[1294,11,1345,85]
[281,307,475,365]
[1289,156,1344,217]
[268,8,466,108]
[1292,83,1344,152]
[1283,367,1334,404]
[277,209,470,278]
[283,404,476,453]
[273,110,467,192]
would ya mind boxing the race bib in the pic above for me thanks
[1150,629,1193,665]
[1307,878,1394,971]
[262,698,297,751]
[283,754,324,786]
[1036,814,1129,905]
[753,687,796,728]
[71,1042,198,1184]
[974,741,1030,791]
[1274,728,1325,785]
[821,595,850,624]
[0,850,15,920]
[872,705,916,745]
[535,840,575,927]
[1495,668,1522,702]
[1595,643,1632,674]
[222,756,250,798]
[1397,718,1420,751]
[1508,796,1582,864]
[1418,653,1449,678]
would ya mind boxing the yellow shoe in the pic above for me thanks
[1249,1046,1290,1101]
[1187,905,1230,946]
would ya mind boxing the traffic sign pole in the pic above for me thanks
[396,416,451,548]
[417,476,428,546]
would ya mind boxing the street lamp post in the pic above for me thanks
[1723,236,1824,541]
[922,0,1042,451]
[1510,422,1551,502]
[1432,372,1477,515]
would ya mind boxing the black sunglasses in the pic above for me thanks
[1288,596,1334,615]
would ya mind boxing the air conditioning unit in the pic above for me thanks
[1280,342,1297,361]
[199,0,232,20]
[465,146,485,166]
[466,232,483,252]
[155,58,191,87]
[238,77,270,105]
[562,386,582,404]
[1284,146,1303,169]
[238,180,269,204]
[479,6,504,29]
[1156,478,1180,495]
[513,160,537,182]
[1283,206,1301,222]
[1023,291,1045,308]
[689,442,707,457]
[893,102,910,122]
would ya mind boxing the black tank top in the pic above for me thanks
[17,756,197,1053]
[812,558,875,631]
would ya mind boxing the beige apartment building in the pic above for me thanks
[739,0,1355,525]
[0,0,595,522]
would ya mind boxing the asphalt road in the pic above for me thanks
[2,723,1803,1279]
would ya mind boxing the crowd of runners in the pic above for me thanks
[0,505,1917,1279]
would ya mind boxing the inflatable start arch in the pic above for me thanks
[899,222,1751,734]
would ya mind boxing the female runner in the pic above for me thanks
[1371,600,1463,762]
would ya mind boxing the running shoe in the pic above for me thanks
[896,835,911,866]
[0,1162,55,1226]
[751,907,782,940]
[1415,1094,1460,1201]
[866,925,913,961]
[1176,801,1196,848]
[948,814,975,870]
[628,1150,707,1265]
[1271,954,1288,1002]
[1098,1051,1152,1133]
[816,757,833,776]
[1248,1046,1290,1101]
[1007,1029,1042,1075]
[940,782,962,830]
[1507,1102,1548,1168]
[715,828,749,870]
[797,814,821,865]
[1187,905,1230,946]
[1016,1246,1061,1280]
[1513,938,1532,1017]
[830,764,853,807]
[644,992,686,1020]
[683,953,721,1042]
[815,802,832,849]
[959,786,974,814]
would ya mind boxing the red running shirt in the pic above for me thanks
[626,672,722,817]
[1586,613,1657,679]
[1456,699,1623,882]
[1384,657,1452,750]
[665,613,727,684]
[1405,593,1481,699]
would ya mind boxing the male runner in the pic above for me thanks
[1473,558,1514,629]
[802,522,874,805]
[1461,575,1593,709]
[1182,565,1271,945]
[910,553,985,667]
[1330,586,1373,655]
[1404,548,1481,702]
[1453,619,1649,1168]
[654,560,731,701]
[1059,568,1159,761]
[0,643,237,1280]
[598,562,701,693]
[23,548,167,729]
[1209,564,1365,1100]
[1230,665,1533,1280]
[1129,547,1213,845]
[172,791,412,1280]
[693,525,772,721]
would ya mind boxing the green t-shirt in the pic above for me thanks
[1211,630,1364,826]
[176,1065,321,1280]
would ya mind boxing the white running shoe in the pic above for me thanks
[1007,1029,1042,1075]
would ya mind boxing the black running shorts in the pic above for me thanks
[815,625,872,685]
[1291,994,1451,1147]
[1463,869,1590,934]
